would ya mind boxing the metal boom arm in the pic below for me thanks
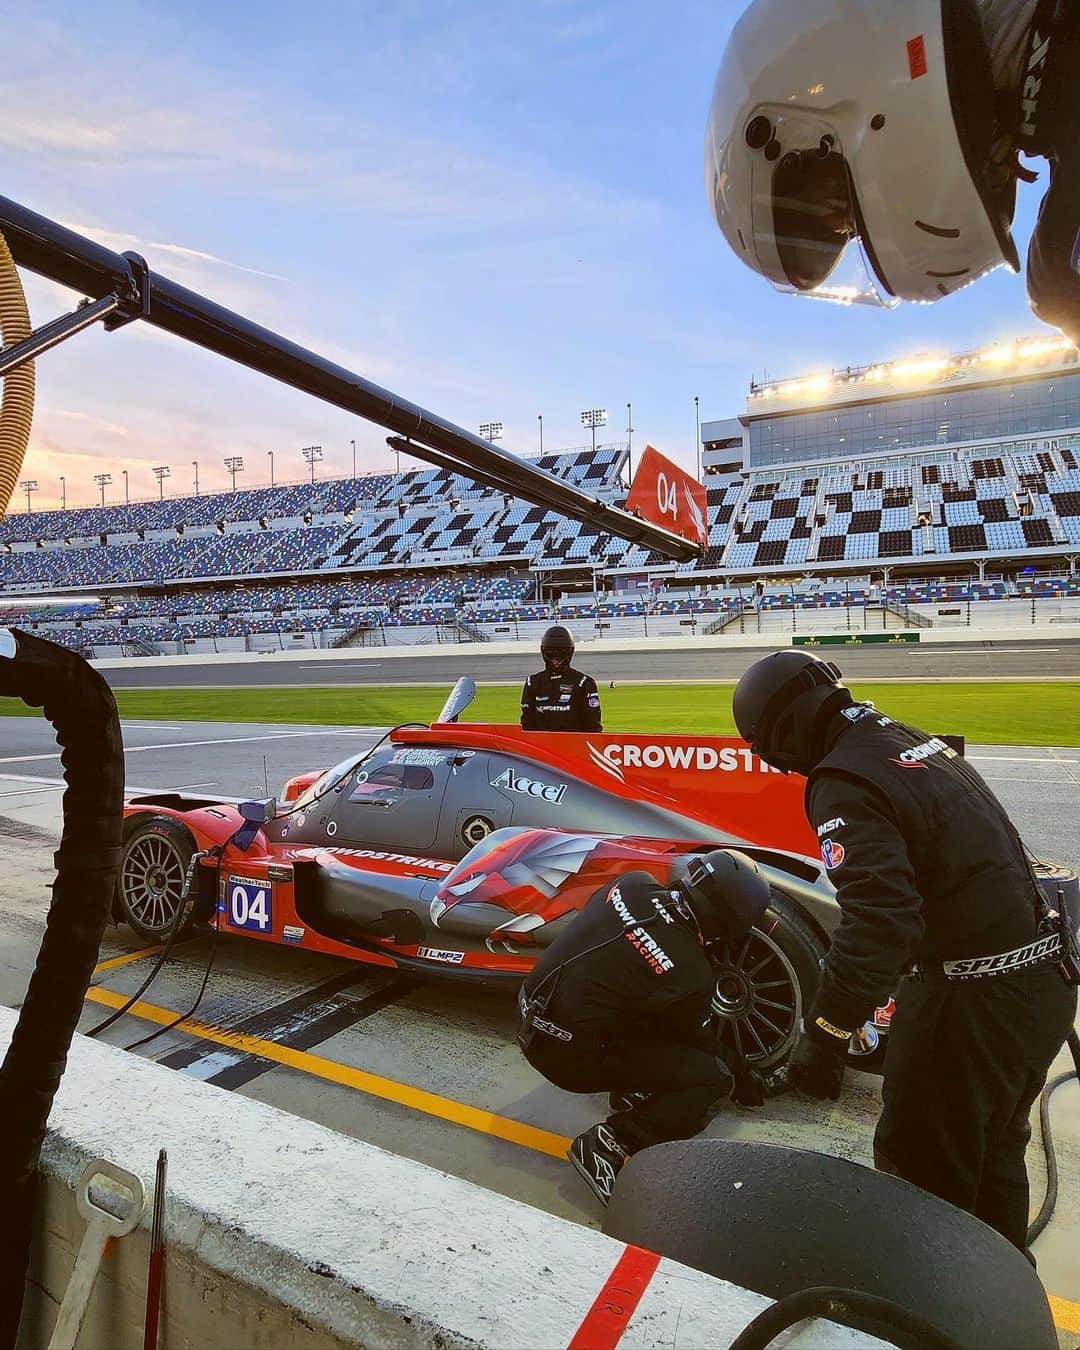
[0,194,697,561]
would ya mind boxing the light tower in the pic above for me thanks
[224,455,245,491]
[152,465,170,500]
[301,445,323,483]
[479,422,503,443]
[20,479,38,513]
[581,408,607,454]
[93,472,112,507]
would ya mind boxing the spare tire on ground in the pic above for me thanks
[603,1139,1057,1349]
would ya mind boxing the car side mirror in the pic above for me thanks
[231,798,275,851]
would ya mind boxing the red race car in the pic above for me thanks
[114,680,887,1066]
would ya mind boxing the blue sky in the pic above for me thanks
[5,0,1050,507]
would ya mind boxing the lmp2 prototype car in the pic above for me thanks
[114,680,848,1068]
[114,679,1076,1068]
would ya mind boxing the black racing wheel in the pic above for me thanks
[118,817,195,943]
[710,888,825,1069]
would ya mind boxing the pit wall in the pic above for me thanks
[1,1010,876,1350]
[88,624,1077,672]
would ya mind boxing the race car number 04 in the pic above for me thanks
[228,879,272,933]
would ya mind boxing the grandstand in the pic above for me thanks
[1,336,1079,657]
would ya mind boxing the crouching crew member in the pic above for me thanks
[517,850,771,1204]
[732,651,1079,1253]
[520,625,602,732]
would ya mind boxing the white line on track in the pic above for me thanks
[0,727,381,767]
[299,663,382,669]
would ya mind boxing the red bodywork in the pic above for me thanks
[122,724,817,978]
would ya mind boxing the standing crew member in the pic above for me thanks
[520,625,602,732]
[732,651,1078,1252]
[517,850,772,1204]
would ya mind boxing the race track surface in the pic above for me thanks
[101,636,1080,688]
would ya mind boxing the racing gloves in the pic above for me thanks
[788,1016,851,1101]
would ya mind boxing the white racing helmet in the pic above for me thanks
[705,0,1020,306]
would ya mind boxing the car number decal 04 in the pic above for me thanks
[226,876,273,933]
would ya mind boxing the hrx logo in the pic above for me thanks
[491,767,567,804]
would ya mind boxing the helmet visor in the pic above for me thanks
[748,112,898,309]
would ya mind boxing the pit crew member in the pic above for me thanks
[706,0,1080,345]
[520,625,602,733]
[517,849,771,1204]
[733,650,1078,1253]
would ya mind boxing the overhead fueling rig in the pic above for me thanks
[0,193,699,560]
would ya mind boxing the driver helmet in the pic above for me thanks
[705,0,1019,307]
[541,624,575,673]
[733,650,852,775]
[672,848,770,942]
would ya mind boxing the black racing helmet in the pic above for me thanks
[733,650,852,775]
[541,624,575,671]
[674,848,770,943]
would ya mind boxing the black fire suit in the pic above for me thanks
[518,871,733,1151]
[805,705,1076,1250]
[520,666,602,732]
[980,0,1080,342]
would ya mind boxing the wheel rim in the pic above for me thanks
[710,925,802,1068]
[122,833,187,933]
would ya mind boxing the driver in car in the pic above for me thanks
[517,849,772,1205]
[520,625,602,733]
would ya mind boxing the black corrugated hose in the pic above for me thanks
[0,629,124,1350]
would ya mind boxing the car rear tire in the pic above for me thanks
[710,887,825,1069]
[119,817,195,943]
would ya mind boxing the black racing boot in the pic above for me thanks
[567,1123,629,1205]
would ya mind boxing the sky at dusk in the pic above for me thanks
[3,0,1052,509]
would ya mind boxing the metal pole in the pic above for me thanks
[268,450,274,487]
[694,395,701,481]
[59,476,65,510]
[0,293,120,378]
[192,460,199,495]
[0,193,694,561]
[123,469,129,504]
[351,439,356,479]
[626,403,632,457]
[538,414,543,456]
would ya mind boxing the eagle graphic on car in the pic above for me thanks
[431,831,604,953]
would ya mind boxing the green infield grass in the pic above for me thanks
[1,680,1076,745]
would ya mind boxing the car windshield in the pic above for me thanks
[291,752,368,812]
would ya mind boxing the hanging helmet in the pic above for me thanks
[673,849,770,942]
[733,650,853,774]
[705,0,1019,307]
[541,624,575,672]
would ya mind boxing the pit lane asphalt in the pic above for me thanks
[1,718,1078,1336]
[101,636,1080,688]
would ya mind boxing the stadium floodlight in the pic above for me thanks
[301,444,323,483]
[152,465,170,500]
[479,422,503,442]
[581,408,607,453]
[93,472,111,507]
[224,455,245,491]
[19,479,37,513]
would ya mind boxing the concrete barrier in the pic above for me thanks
[3,1007,881,1349]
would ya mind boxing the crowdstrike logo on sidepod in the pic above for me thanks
[586,740,782,783]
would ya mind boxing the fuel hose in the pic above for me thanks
[0,628,124,1349]
[0,227,35,516]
